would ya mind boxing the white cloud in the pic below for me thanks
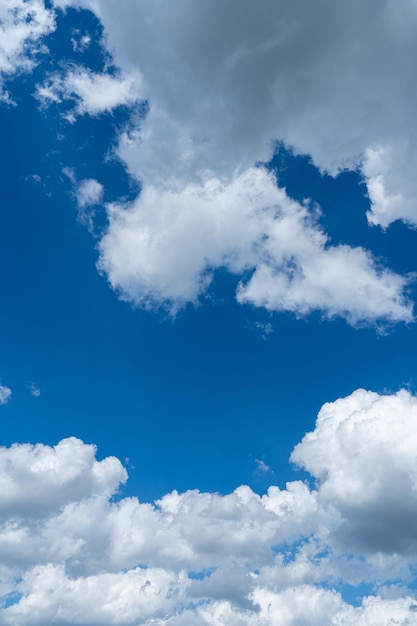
[52,0,417,229]
[98,167,412,323]
[45,0,417,324]
[0,0,55,101]
[0,390,417,622]
[56,173,104,233]
[292,388,417,554]
[75,178,103,231]
[70,30,91,53]
[255,459,270,473]
[36,66,142,118]
[0,437,126,519]
[4,565,189,626]
[28,382,40,398]
[363,144,417,228]
[76,179,103,209]
[0,384,11,405]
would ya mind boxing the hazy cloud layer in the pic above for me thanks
[1,390,417,623]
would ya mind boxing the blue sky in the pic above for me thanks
[1,1,417,624]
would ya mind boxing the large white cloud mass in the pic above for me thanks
[98,167,412,323]
[1,390,417,624]
[43,0,417,322]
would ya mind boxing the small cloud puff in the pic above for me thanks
[75,178,104,233]
[0,384,11,405]
[76,178,103,209]
[255,458,271,473]
[28,382,40,398]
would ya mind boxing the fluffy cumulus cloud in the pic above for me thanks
[0,0,55,102]
[75,179,103,209]
[98,167,412,323]
[42,0,417,323]
[292,388,417,554]
[1,390,417,623]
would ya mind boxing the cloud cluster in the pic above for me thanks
[43,0,417,323]
[0,0,55,102]
[1,390,417,623]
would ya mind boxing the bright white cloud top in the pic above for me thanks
[0,390,417,624]
[99,167,412,323]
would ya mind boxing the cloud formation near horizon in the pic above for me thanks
[2,4,417,623]
[0,390,417,623]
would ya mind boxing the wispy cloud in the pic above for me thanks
[36,67,143,119]
[255,458,271,473]
[28,382,40,398]
[0,384,11,405]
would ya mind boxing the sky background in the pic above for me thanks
[1,1,417,624]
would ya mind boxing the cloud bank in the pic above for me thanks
[42,0,417,323]
[1,390,417,623]
[2,0,416,323]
